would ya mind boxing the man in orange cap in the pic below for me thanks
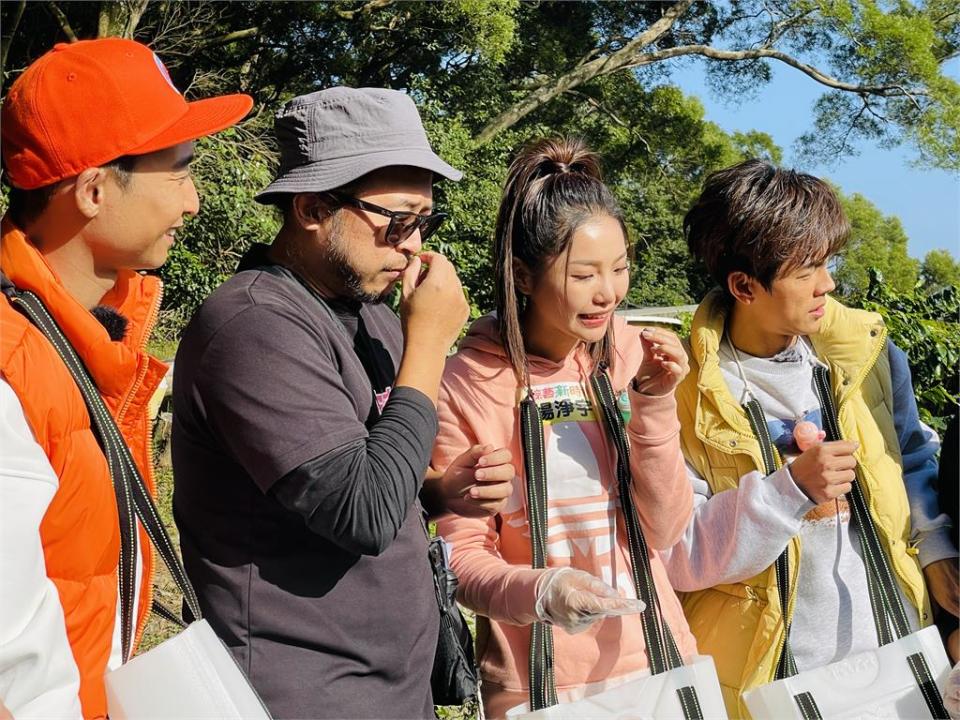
[0,38,251,717]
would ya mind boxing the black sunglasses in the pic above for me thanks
[326,191,448,246]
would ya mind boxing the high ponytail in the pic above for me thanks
[492,137,628,389]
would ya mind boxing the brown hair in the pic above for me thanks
[684,159,850,296]
[493,136,628,388]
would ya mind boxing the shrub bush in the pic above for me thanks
[853,269,959,434]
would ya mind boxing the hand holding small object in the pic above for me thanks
[793,420,826,451]
[535,568,646,634]
[789,440,859,504]
[399,251,469,352]
[633,327,690,396]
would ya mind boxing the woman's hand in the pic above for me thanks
[633,327,690,396]
[535,568,646,634]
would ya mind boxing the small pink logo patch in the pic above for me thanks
[152,53,180,94]
[375,386,392,414]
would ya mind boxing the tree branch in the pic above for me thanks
[622,44,929,98]
[45,2,78,43]
[97,0,149,39]
[568,90,653,154]
[836,99,870,158]
[764,7,815,46]
[938,49,960,64]
[335,0,394,20]
[474,0,941,148]
[1,0,26,81]
[475,28,931,147]
[475,0,695,145]
[98,2,119,38]
[198,27,259,48]
[124,0,150,39]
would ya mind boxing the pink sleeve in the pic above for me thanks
[437,513,544,626]
[612,321,693,550]
[431,377,475,473]
[612,318,646,380]
[433,378,544,626]
[626,388,694,550]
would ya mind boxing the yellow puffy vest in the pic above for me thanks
[675,290,931,719]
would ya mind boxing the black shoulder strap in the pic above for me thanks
[742,365,946,719]
[589,372,680,673]
[519,372,704,719]
[590,370,703,718]
[811,366,910,640]
[519,395,558,711]
[4,284,202,661]
[741,398,800,680]
[811,366,947,720]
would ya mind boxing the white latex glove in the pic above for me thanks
[534,568,646,635]
[945,662,960,719]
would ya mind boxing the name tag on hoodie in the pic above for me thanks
[519,382,632,425]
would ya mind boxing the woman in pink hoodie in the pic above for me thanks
[433,137,697,717]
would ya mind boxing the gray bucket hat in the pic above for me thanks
[255,87,462,203]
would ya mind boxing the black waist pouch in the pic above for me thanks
[427,535,479,705]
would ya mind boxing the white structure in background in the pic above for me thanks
[616,305,697,329]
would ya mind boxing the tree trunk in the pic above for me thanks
[474,0,694,146]
[98,0,150,39]
[0,0,27,82]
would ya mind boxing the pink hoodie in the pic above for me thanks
[433,315,696,718]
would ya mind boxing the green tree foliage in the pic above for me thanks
[833,192,920,297]
[921,248,960,292]
[470,0,960,169]
[1,0,956,327]
[426,78,786,312]
[855,269,959,434]
[155,124,280,341]
[2,6,956,708]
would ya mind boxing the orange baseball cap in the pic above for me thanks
[2,38,253,190]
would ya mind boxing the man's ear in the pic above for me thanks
[514,259,534,296]
[292,193,332,231]
[73,168,109,219]
[727,271,759,305]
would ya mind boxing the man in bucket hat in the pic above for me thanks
[0,38,251,717]
[171,87,514,718]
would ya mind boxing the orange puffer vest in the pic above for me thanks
[0,219,167,718]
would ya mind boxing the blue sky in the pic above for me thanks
[661,58,959,261]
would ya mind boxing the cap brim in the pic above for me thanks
[126,94,254,155]
[254,147,463,204]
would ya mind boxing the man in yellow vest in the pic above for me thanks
[665,159,958,717]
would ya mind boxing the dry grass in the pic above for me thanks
[138,467,182,653]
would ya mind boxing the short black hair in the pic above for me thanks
[276,174,367,224]
[5,155,139,228]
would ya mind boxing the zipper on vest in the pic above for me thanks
[769,538,802,680]
[132,394,158,650]
[832,323,887,416]
[116,281,162,428]
[117,280,163,652]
